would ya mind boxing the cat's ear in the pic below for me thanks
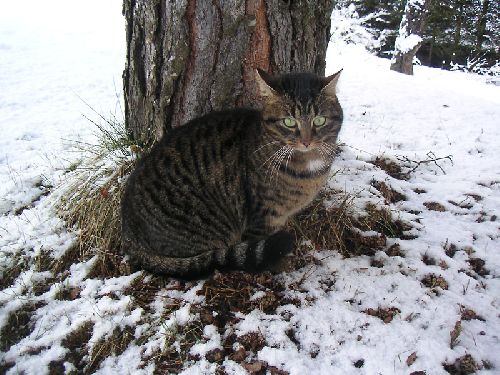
[320,69,342,97]
[255,68,278,99]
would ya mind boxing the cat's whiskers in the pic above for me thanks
[261,146,285,168]
[274,146,293,182]
[268,146,290,182]
[253,140,280,154]
[317,146,328,162]
[318,144,337,167]
[262,146,286,181]
[320,142,338,157]
[284,147,294,172]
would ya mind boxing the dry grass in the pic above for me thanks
[288,190,413,258]
[151,320,205,373]
[56,155,135,278]
[53,111,145,279]
[288,190,357,257]
[0,302,45,352]
[86,326,136,374]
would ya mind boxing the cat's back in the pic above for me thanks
[130,108,260,172]
[164,108,261,145]
[121,108,261,231]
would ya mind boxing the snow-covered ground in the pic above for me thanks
[1,2,499,375]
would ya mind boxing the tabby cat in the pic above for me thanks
[120,69,343,278]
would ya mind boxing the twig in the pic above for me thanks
[396,151,453,175]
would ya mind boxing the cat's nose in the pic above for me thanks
[301,140,310,147]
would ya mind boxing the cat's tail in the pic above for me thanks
[221,230,295,272]
[123,231,295,279]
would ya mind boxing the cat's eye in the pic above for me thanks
[283,117,297,128]
[313,116,327,127]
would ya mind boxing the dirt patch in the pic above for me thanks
[443,354,479,374]
[0,302,44,352]
[467,257,489,277]
[448,200,474,210]
[371,180,407,203]
[460,306,485,321]
[86,251,131,280]
[423,202,447,212]
[152,320,204,374]
[421,274,449,291]
[444,242,458,258]
[363,307,401,323]
[123,273,173,312]
[199,271,285,316]
[0,254,29,290]
[370,157,407,180]
[0,362,15,374]
[237,331,267,353]
[385,243,404,257]
[422,253,436,266]
[61,321,94,370]
[86,326,135,374]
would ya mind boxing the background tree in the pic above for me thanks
[351,0,499,72]
[123,0,335,147]
[390,0,431,74]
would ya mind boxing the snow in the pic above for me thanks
[395,33,423,54]
[1,1,499,375]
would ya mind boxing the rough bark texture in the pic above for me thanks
[123,0,335,146]
[390,0,430,75]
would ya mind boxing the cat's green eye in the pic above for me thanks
[313,116,327,127]
[283,117,297,128]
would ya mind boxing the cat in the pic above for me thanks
[120,69,343,278]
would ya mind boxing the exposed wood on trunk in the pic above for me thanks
[123,0,335,146]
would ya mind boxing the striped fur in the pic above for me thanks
[120,71,343,278]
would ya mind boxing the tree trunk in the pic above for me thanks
[475,0,489,51]
[122,0,335,147]
[453,1,463,53]
[390,0,430,75]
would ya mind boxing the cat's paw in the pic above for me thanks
[259,230,296,268]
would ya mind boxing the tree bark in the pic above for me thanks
[453,1,464,52]
[475,0,489,51]
[390,0,430,75]
[123,0,335,146]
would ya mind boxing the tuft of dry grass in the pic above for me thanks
[57,155,135,278]
[288,190,358,257]
[288,190,413,258]
[55,112,143,279]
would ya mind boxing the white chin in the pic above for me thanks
[306,158,326,172]
[295,145,317,152]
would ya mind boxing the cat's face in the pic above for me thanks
[256,70,343,153]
